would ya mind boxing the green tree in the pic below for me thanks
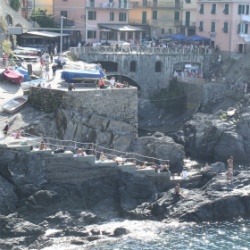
[3,40,13,57]
[10,0,21,12]
[31,9,57,28]
[0,16,7,32]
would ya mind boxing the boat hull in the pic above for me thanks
[3,69,24,84]
[61,69,104,83]
[1,96,28,113]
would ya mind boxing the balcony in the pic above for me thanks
[86,2,131,9]
[130,1,151,8]
[174,20,182,26]
[182,21,196,27]
[130,1,182,9]
[241,15,250,22]
[129,18,151,25]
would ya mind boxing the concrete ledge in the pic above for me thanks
[118,164,136,173]
[52,151,74,157]
[74,155,96,165]
[136,168,163,176]
[7,145,31,152]
[31,148,53,154]
[95,160,118,167]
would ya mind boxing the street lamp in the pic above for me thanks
[60,16,66,54]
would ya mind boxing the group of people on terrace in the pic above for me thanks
[3,124,235,187]
[173,69,204,81]
[98,77,130,89]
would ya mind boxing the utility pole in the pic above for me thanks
[60,16,65,54]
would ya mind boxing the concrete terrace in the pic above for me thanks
[0,132,201,186]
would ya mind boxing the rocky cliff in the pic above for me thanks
[0,148,250,249]
[170,93,250,163]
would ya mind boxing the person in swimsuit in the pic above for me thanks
[175,183,186,199]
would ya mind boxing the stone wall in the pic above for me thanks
[28,87,138,151]
[175,81,226,107]
[201,83,226,105]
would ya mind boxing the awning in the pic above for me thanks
[98,24,143,32]
[187,35,210,42]
[20,31,70,38]
[163,33,187,41]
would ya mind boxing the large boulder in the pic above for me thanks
[182,111,250,163]
[0,176,18,215]
[0,149,47,198]
[132,132,185,171]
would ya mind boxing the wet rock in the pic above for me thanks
[46,211,73,225]
[101,230,112,236]
[91,229,101,235]
[113,227,130,236]
[70,239,88,245]
[29,190,59,207]
[86,235,103,241]
[0,215,44,237]
[65,228,89,237]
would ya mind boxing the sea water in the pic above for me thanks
[42,218,250,250]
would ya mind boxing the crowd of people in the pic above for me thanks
[98,77,130,89]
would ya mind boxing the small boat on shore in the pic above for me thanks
[14,66,29,82]
[21,78,45,90]
[61,69,104,83]
[1,95,28,113]
[3,69,24,84]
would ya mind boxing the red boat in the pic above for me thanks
[3,69,24,84]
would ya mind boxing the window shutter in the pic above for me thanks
[238,24,241,34]
[245,24,248,34]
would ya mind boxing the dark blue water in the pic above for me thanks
[42,218,250,250]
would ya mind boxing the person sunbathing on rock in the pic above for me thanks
[174,183,186,199]
[76,147,87,156]
[39,141,48,150]
[54,146,65,153]
[14,130,21,139]
[100,151,107,161]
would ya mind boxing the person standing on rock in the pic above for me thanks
[227,156,234,183]
[227,156,233,170]
[3,121,9,137]
[68,83,75,91]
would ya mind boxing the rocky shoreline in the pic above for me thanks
[1,61,250,249]
[0,143,250,249]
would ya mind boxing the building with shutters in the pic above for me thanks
[196,0,250,53]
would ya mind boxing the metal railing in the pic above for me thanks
[70,46,214,55]
[41,135,170,166]
[130,1,183,8]
[3,131,170,166]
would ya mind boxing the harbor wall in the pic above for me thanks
[28,87,138,151]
